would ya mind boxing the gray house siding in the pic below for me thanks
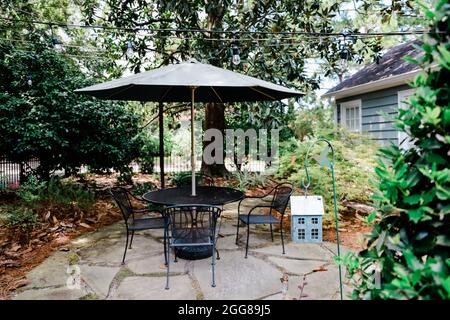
[335,84,411,146]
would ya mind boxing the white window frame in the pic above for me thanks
[340,99,362,132]
[398,89,416,149]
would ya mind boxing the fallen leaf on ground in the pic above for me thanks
[312,266,328,272]
[78,223,92,229]
[85,218,97,224]
[0,260,20,267]
[10,244,21,252]
[21,247,33,255]
[14,279,30,288]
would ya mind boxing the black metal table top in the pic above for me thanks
[142,186,245,206]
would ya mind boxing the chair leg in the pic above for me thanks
[212,245,216,288]
[245,224,250,259]
[280,223,285,254]
[163,230,168,266]
[174,249,178,263]
[215,248,220,260]
[165,246,170,290]
[129,230,135,249]
[122,229,129,265]
[235,218,240,245]
[270,223,274,242]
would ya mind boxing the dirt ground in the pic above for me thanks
[0,174,372,299]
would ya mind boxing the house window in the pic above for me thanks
[298,217,305,224]
[311,217,318,224]
[311,228,319,240]
[340,100,362,132]
[297,229,305,240]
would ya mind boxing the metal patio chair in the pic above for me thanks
[175,172,214,187]
[163,204,222,289]
[236,183,294,258]
[110,187,168,265]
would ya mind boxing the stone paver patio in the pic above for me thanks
[13,202,352,300]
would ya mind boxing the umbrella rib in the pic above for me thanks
[159,86,173,102]
[210,86,223,103]
[104,84,136,100]
[249,87,276,100]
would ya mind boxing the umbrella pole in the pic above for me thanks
[191,86,197,196]
[159,102,165,189]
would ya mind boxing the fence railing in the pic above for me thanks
[150,156,267,173]
[1,155,267,188]
[0,157,40,188]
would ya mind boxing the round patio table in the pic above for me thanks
[142,186,244,260]
[142,186,244,206]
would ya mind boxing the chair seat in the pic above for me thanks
[129,217,166,230]
[171,228,213,246]
[239,214,280,225]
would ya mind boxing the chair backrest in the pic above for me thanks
[110,187,133,221]
[271,183,294,216]
[176,173,214,187]
[162,204,221,243]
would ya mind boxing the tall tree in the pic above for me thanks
[79,0,391,176]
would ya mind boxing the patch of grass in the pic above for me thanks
[67,253,80,265]
[114,267,135,283]
[79,293,99,300]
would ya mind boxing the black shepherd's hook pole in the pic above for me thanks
[302,139,343,300]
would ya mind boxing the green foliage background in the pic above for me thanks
[0,39,142,179]
[277,106,378,222]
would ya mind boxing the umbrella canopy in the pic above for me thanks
[75,59,302,102]
[76,59,303,196]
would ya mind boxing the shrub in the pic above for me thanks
[341,0,450,300]
[5,206,37,242]
[12,175,95,214]
[131,181,158,197]
[277,127,378,221]
[0,39,142,180]
[15,175,46,208]
[233,170,269,192]
[45,177,95,212]
[117,167,134,185]
[137,129,159,174]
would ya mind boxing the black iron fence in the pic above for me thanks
[0,157,40,189]
[0,155,266,189]
[150,156,267,173]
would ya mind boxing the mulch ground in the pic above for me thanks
[0,197,122,299]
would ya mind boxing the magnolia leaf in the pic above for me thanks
[404,194,421,205]
[436,235,450,247]
[407,208,423,223]
[443,277,450,295]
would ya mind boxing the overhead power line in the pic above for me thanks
[0,17,434,37]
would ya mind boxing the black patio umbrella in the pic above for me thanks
[76,59,303,195]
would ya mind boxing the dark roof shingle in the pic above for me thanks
[326,40,422,94]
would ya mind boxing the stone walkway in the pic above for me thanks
[13,202,352,300]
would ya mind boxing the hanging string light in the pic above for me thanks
[336,29,355,77]
[50,24,63,51]
[27,75,32,86]
[52,37,63,51]
[231,44,240,65]
[126,41,134,59]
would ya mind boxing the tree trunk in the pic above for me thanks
[201,3,229,177]
[201,102,229,176]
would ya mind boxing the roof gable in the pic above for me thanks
[326,40,422,95]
